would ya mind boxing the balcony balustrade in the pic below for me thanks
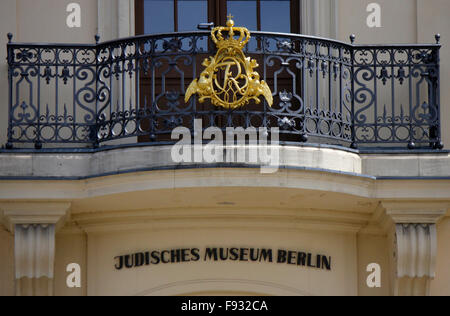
[5,31,443,151]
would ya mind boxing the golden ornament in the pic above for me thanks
[185,15,273,109]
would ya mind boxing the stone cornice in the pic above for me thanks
[63,207,373,234]
[1,145,449,181]
[382,202,447,224]
[0,202,71,233]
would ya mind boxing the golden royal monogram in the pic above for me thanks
[185,15,273,109]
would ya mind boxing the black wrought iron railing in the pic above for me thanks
[5,31,443,150]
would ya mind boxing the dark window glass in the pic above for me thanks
[142,1,294,34]
[178,0,208,31]
[227,0,257,30]
[143,0,174,34]
[261,0,291,33]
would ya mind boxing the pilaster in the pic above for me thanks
[0,202,71,296]
[301,0,338,38]
[382,202,447,296]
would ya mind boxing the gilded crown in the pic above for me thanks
[211,15,251,49]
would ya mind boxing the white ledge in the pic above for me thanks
[0,145,363,179]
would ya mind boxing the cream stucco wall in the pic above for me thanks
[15,0,97,44]
[54,231,88,296]
[0,226,14,296]
[83,228,357,296]
[52,223,394,296]
[416,0,450,155]
[0,0,16,147]
[356,233,390,296]
[431,217,450,296]
[0,144,449,295]
[338,0,418,44]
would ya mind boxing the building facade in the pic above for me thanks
[0,0,449,296]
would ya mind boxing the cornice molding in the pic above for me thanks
[382,201,447,224]
[0,202,71,233]
[66,207,372,234]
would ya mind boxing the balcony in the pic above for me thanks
[5,30,443,151]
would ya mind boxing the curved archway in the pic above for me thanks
[135,279,313,296]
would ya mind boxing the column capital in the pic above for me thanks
[381,201,447,224]
[0,202,71,233]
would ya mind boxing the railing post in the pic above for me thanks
[349,34,357,149]
[432,34,443,149]
[6,33,14,150]
[93,34,101,149]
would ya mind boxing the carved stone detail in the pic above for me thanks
[383,202,446,296]
[15,224,56,296]
[395,223,437,278]
[0,202,70,296]
[15,224,56,279]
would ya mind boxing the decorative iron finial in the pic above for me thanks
[185,17,273,109]
[350,34,356,44]
[7,33,13,43]
[95,34,100,44]
[435,34,441,44]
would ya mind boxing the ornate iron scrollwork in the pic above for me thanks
[6,28,442,150]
